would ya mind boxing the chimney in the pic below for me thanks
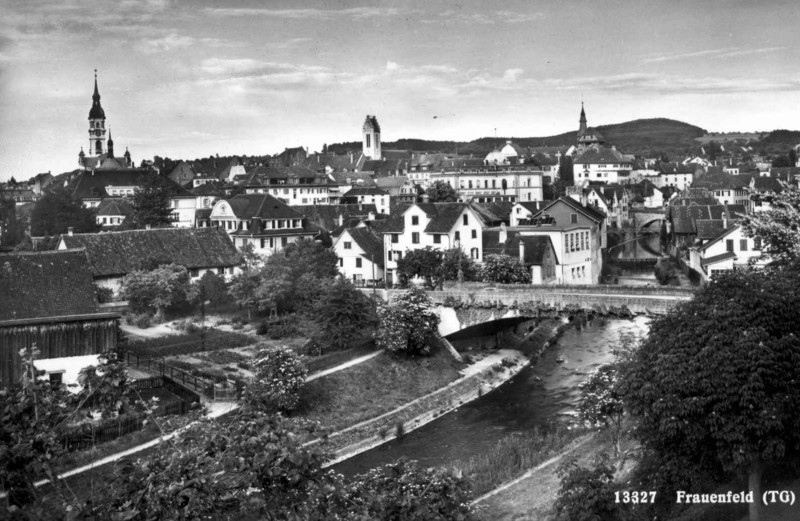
[499,222,507,243]
[68,227,74,236]
[368,211,376,220]
[722,212,728,228]
[146,224,151,230]
[518,239,525,263]
[338,213,344,227]
[421,193,430,203]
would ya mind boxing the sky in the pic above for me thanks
[1,0,799,181]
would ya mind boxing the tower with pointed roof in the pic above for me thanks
[88,70,107,156]
[362,115,381,160]
[576,103,603,151]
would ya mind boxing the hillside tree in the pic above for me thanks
[740,185,800,267]
[375,288,440,356]
[621,268,800,521]
[313,275,376,351]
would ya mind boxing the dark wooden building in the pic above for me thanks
[0,250,119,387]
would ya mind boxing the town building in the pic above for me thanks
[509,201,551,227]
[339,186,391,215]
[483,225,558,284]
[517,197,607,284]
[573,147,633,186]
[374,175,419,205]
[667,204,747,248]
[379,202,486,287]
[95,198,133,227]
[58,227,241,296]
[576,103,604,151]
[430,166,544,203]
[0,250,120,387]
[688,223,767,281]
[363,115,382,160]
[484,141,527,166]
[209,193,318,255]
[78,71,134,170]
[332,226,384,286]
[240,166,340,205]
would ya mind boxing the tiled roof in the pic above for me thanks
[231,220,319,239]
[0,250,99,321]
[472,201,515,226]
[243,165,328,184]
[701,251,737,267]
[694,219,726,240]
[668,205,746,235]
[303,153,362,172]
[692,171,753,190]
[541,196,605,223]
[59,227,241,277]
[752,176,783,193]
[411,153,446,168]
[440,157,485,169]
[70,169,190,199]
[226,194,305,220]
[671,196,721,207]
[573,147,629,165]
[421,203,472,233]
[381,150,413,161]
[343,187,389,197]
[330,171,376,186]
[293,204,378,232]
[698,223,740,252]
[346,227,384,267]
[361,159,409,175]
[374,176,411,189]
[658,162,696,174]
[96,197,134,216]
[769,167,800,181]
[516,201,551,214]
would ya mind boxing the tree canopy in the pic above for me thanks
[426,180,459,202]
[481,254,531,284]
[374,288,440,356]
[621,268,800,517]
[740,185,800,268]
[313,275,376,351]
[30,188,99,236]
[132,171,174,228]
[121,263,192,321]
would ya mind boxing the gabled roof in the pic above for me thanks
[694,219,726,240]
[342,187,389,197]
[751,176,783,193]
[330,171,376,186]
[573,147,629,166]
[243,165,328,185]
[344,227,384,267]
[361,159,409,175]
[440,157,485,169]
[0,250,100,322]
[70,169,190,199]
[293,203,378,232]
[516,201,551,214]
[472,201,515,226]
[374,176,412,189]
[225,194,305,220]
[668,205,746,235]
[302,153,362,172]
[59,227,240,277]
[539,196,605,223]
[697,223,741,252]
[420,203,473,233]
[692,171,753,190]
[96,197,134,216]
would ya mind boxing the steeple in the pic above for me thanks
[107,128,114,157]
[578,102,587,136]
[88,69,107,157]
[89,69,106,120]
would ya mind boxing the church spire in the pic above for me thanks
[107,128,114,157]
[578,102,587,135]
[93,69,100,101]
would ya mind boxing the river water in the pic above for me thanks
[333,316,651,476]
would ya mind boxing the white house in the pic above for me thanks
[430,166,544,204]
[509,201,550,227]
[332,226,384,286]
[340,186,391,215]
[381,202,486,287]
[688,224,767,281]
[572,147,633,185]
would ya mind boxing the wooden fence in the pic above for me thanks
[124,352,238,402]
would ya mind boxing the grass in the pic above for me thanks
[296,348,462,431]
[124,329,254,357]
[449,423,585,498]
[303,341,377,374]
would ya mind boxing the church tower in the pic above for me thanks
[88,70,107,156]
[578,103,587,136]
[362,115,381,160]
[576,103,604,150]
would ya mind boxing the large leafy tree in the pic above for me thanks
[554,453,618,521]
[441,247,480,283]
[621,268,800,521]
[426,180,459,202]
[0,198,24,247]
[578,364,624,457]
[481,254,531,284]
[396,246,445,289]
[740,184,800,267]
[30,187,99,236]
[121,263,192,321]
[375,288,440,356]
[132,171,174,228]
[313,275,376,351]
[243,346,307,413]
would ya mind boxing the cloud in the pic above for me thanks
[644,46,784,63]
[138,33,228,53]
[202,7,402,20]
[503,68,524,82]
[386,61,400,71]
[421,10,544,25]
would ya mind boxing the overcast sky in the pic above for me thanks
[1,0,798,181]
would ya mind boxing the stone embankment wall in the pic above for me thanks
[321,319,565,467]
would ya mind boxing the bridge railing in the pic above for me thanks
[438,281,695,297]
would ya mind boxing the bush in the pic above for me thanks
[131,313,152,329]
[125,330,253,357]
[256,322,268,335]
[242,345,307,413]
[96,285,114,303]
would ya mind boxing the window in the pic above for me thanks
[726,239,734,252]
[570,214,578,224]
[740,239,747,251]
[454,231,460,241]
[339,258,343,267]
[463,214,468,225]
[190,268,199,277]
[412,232,420,244]
[391,234,398,243]
[366,134,371,148]
[281,237,288,246]
[471,229,477,239]
[433,235,441,244]
[49,372,63,387]
[754,237,762,250]
[356,258,362,268]
[411,215,419,225]
[217,268,224,275]
[471,247,479,259]
[344,241,352,249]
[388,251,393,261]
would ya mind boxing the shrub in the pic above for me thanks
[133,313,152,329]
[95,285,114,304]
[242,345,307,413]
[374,288,440,356]
[256,322,268,335]
[125,330,253,357]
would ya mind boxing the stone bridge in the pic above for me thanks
[629,207,666,234]
[366,283,694,336]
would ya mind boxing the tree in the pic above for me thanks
[481,254,531,284]
[554,453,618,521]
[426,180,458,202]
[771,155,791,168]
[621,269,800,521]
[77,352,132,418]
[242,346,307,413]
[30,187,99,236]
[396,246,445,289]
[121,263,192,321]
[789,148,798,167]
[441,247,480,282]
[740,185,800,267]
[558,155,574,185]
[313,275,376,351]
[229,268,261,320]
[190,271,230,309]
[374,288,440,356]
[579,364,624,457]
[132,171,174,228]
[0,198,24,247]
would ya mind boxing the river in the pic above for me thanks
[333,316,651,476]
